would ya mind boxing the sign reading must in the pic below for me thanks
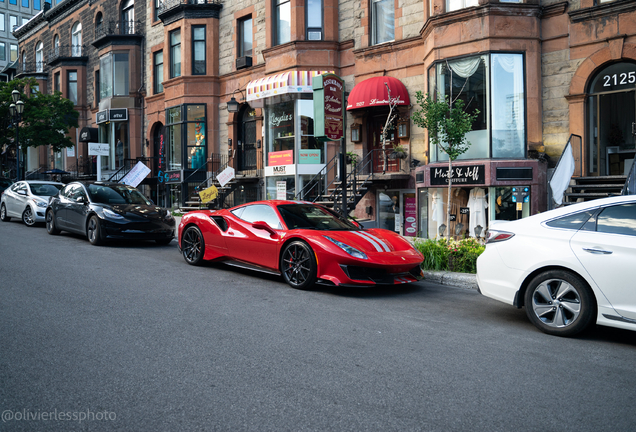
[430,164,485,185]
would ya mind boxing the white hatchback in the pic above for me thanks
[477,195,636,337]
[1,180,64,226]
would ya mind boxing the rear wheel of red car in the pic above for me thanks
[182,226,205,265]
[0,204,10,222]
[280,241,317,290]
[524,270,596,337]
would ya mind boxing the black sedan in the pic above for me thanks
[46,181,175,245]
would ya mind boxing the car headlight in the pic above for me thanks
[324,236,368,260]
[33,199,47,208]
[103,208,124,219]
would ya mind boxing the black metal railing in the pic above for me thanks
[158,0,222,14]
[622,157,636,196]
[294,153,339,203]
[47,45,86,63]
[108,158,156,182]
[95,20,144,39]
[18,61,46,74]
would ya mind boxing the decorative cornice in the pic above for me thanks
[92,35,144,50]
[541,1,568,19]
[421,3,541,40]
[569,0,636,24]
[158,1,223,26]
[262,40,351,60]
[14,0,90,41]
[352,36,421,58]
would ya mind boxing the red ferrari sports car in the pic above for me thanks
[177,200,424,289]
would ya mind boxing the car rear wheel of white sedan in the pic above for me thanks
[524,270,596,337]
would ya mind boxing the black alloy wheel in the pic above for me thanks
[0,204,10,222]
[22,206,36,226]
[87,216,104,246]
[524,269,596,337]
[280,241,317,290]
[46,210,60,235]
[182,226,205,265]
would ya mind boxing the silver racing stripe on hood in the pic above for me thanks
[352,231,383,252]
[357,231,391,252]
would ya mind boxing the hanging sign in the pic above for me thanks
[217,166,235,187]
[199,185,218,203]
[268,150,294,166]
[120,161,151,188]
[430,164,485,185]
[313,73,344,142]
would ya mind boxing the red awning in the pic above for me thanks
[346,76,410,110]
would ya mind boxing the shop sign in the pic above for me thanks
[109,109,128,122]
[217,166,235,187]
[88,142,109,156]
[66,147,75,157]
[265,164,296,176]
[163,170,182,184]
[404,195,417,237]
[430,164,485,185]
[96,110,108,124]
[199,185,218,203]
[299,149,321,164]
[268,150,294,166]
[120,161,151,188]
[312,73,344,142]
[276,181,287,200]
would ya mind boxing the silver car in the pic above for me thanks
[1,180,64,226]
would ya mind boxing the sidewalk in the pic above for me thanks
[422,270,478,291]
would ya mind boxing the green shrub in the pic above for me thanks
[414,237,485,274]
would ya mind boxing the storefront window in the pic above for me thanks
[186,105,206,169]
[429,53,525,162]
[490,186,529,221]
[298,99,323,164]
[266,176,295,200]
[267,100,295,157]
[165,105,207,171]
[426,187,488,239]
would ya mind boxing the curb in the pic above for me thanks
[422,270,478,291]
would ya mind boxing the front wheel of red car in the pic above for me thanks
[280,241,317,290]
[182,226,205,266]
[524,270,596,337]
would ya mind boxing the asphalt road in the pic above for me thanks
[1,219,635,432]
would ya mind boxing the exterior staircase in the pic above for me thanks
[564,175,627,203]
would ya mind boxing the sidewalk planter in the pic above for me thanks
[414,237,484,274]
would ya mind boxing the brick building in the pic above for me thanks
[13,0,636,239]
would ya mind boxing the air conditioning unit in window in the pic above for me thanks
[236,56,252,70]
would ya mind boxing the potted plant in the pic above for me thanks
[346,151,358,166]
[391,144,408,159]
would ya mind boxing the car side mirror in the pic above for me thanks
[77,196,87,204]
[252,221,278,238]
[17,190,27,196]
[350,219,362,228]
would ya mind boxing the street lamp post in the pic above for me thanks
[8,90,24,181]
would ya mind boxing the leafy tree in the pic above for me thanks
[0,78,79,175]
[412,92,479,239]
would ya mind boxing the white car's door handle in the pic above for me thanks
[583,247,613,255]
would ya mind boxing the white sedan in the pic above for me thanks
[477,195,636,337]
[1,180,64,226]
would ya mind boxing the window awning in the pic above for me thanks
[246,70,334,102]
[346,76,410,110]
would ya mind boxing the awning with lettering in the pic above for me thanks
[346,76,410,110]
[78,127,99,143]
[246,70,334,102]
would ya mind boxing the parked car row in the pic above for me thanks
[1,180,176,245]
[3,178,635,339]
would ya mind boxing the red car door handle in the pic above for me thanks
[583,247,612,255]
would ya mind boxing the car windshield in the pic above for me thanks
[88,184,152,205]
[277,204,360,231]
[29,184,63,196]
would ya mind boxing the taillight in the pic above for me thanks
[485,230,515,244]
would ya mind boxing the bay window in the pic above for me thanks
[274,0,291,46]
[192,26,205,75]
[429,52,526,161]
[306,0,322,40]
[99,52,129,99]
[170,29,181,78]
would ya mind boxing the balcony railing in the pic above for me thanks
[47,45,86,63]
[95,20,144,40]
[17,61,46,74]
[158,0,222,14]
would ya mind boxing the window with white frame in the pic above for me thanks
[0,13,4,32]
[372,0,394,45]
[10,15,17,32]
[72,22,82,56]
[99,52,129,99]
[122,0,134,34]
[446,0,478,12]
[35,42,43,72]
[238,17,252,57]
[53,34,60,56]
[306,0,322,40]
[429,52,526,161]
[68,71,78,105]
[170,29,181,78]
[275,0,291,45]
